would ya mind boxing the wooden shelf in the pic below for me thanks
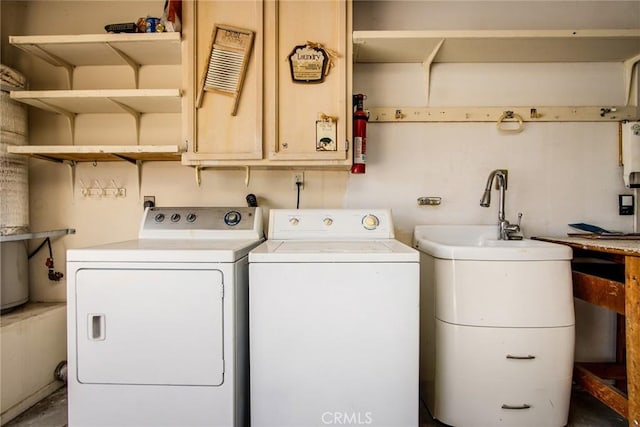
[10,89,181,114]
[8,32,184,169]
[9,89,181,146]
[353,29,640,63]
[7,145,182,163]
[353,29,640,108]
[10,32,182,90]
[9,33,181,67]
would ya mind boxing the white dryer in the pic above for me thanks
[66,206,263,427]
[249,209,419,427]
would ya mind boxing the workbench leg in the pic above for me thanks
[627,256,640,426]
[616,314,627,392]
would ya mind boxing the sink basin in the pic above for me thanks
[413,224,572,260]
[414,224,575,425]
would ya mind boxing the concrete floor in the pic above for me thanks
[4,385,628,427]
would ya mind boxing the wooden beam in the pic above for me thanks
[626,256,640,426]
[574,364,628,419]
[572,271,625,315]
[576,362,627,381]
[366,106,639,123]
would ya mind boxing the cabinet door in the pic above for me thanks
[265,0,351,161]
[193,0,264,159]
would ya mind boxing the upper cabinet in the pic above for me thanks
[182,0,353,169]
[7,32,185,163]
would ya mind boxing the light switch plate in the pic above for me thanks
[619,194,634,215]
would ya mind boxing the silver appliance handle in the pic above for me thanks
[501,404,531,410]
[506,354,535,360]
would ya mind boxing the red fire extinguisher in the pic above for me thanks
[351,93,368,174]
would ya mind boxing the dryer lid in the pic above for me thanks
[67,238,264,263]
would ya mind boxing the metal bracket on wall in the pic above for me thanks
[195,166,202,187]
[623,53,640,106]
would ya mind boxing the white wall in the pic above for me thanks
[353,0,640,31]
[349,63,631,361]
[349,1,639,361]
[349,61,635,241]
[2,0,637,362]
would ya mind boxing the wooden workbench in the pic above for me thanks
[535,236,639,426]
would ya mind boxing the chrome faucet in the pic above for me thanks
[480,169,522,240]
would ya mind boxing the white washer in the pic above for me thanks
[249,209,419,427]
[66,206,264,427]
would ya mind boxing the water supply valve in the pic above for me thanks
[46,257,64,281]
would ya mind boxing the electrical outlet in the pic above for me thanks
[293,172,304,190]
[143,196,155,209]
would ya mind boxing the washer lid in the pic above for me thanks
[67,238,264,263]
[249,239,418,263]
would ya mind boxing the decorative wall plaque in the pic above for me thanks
[288,44,329,83]
[316,115,337,151]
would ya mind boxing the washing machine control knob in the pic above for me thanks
[323,217,333,226]
[186,213,197,223]
[224,211,242,226]
[289,217,300,226]
[154,213,165,223]
[362,214,380,230]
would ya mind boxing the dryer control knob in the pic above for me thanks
[154,213,165,223]
[171,213,181,223]
[323,217,333,226]
[362,214,380,230]
[186,213,197,223]
[289,217,300,226]
[224,211,242,226]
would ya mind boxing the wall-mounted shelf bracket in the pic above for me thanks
[195,166,202,187]
[107,98,142,144]
[67,160,77,198]
[421,39,444,105]
[137,160,143,198]
[106,43,141,88]
[27,44,75,88]
[623,53,640,106]
[37,99,77,144]
[111,153,137,164]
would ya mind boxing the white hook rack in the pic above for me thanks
[79,179,126,198]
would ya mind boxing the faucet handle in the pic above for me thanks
[504,213,523,240]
